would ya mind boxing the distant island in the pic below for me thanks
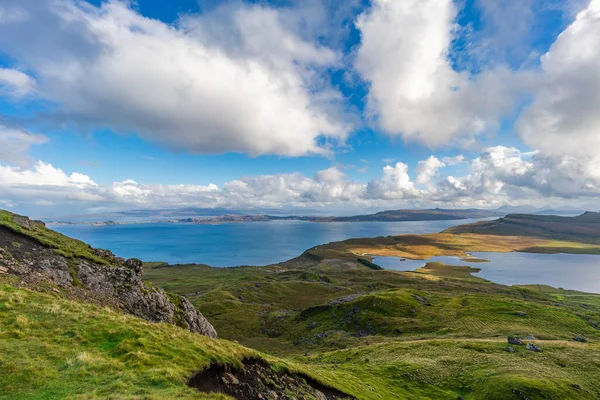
[46,208,506,226]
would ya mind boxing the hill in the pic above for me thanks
[446,212,600,244]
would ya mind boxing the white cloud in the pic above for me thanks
[2,145,600,213]
[0,0,349,157]
[0,125,48,167]
[416,156,446,185]
[354,0,520,147]
[0,68,35,97]
[0,161,97,188]
[366,162,418,200]
[517,0,600,182]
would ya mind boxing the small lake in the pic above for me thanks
[373,252,600,293]
[53,219,486,267]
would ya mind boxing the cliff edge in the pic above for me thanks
[0,210,216,338]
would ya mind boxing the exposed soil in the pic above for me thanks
[188,358,355,400]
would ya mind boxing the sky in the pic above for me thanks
[0,0,599,217]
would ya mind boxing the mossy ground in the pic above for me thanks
[145,258,600,399]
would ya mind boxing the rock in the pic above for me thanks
[314,390,327,400]
[125,258,143,276]
[516,311,527,317]
[0,224,217,338]
[573,335,587,343]
[224,372,240,385]
[508,336,523,345]
[258,394,263,399]
[505,346,516,353]
[12,216,32,230]
[526,343,542,352]
[0,266,8,274]
[268,390,278,399]
[524,335,536,340]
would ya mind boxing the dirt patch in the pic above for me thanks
[188,358,354,399]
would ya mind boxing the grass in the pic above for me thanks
[0,210,116,266]
[144,260,600,399]
[309,233,600,262]
[4,269,600,399]
[0,275,254,399]
[297,339,600,399]
[145,259,600,352]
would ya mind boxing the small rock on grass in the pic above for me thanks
[573,335,587,343]
[508,336,523,345]
[526,343,542,352]
[505,346,516,353]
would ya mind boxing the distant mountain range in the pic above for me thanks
[45,206,594,226]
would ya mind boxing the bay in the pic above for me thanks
[52,219,484,267]
[373,252,600,293]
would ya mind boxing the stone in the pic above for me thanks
[516,311,527,317]
[224,372,240,385]
[12,215,32,230]
[0,266,8,274]
[507,336,523,345]
[524,335,537,340]
[268,391,278,399]
[505,346,516,353]
[526,343,542,352]
[573,335,587,343]
[314,390,327,400]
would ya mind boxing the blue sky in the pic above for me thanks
[0,0,599,217]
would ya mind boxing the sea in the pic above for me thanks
[53,219,479,266]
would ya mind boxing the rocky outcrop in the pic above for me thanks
[0,223,216,338]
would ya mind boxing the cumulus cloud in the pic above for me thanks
[0,125,48,167]
[366,162,418,200]
[3,144,600,213]
[517,0,600,177]
[416,156,446,185]
[0,0,349,156]
[354,0,520,147]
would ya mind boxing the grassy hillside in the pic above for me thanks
[0,210,117,266]
[0,273,360,399]
[446,212,600,244]
[144,259,600,399]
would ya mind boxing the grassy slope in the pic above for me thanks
[0,275,253,399]
[0,210,115,266]
[0,274,362,400]
[145,261,600,399]
[300,213,600,262]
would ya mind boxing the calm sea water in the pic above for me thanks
[373,252,600,293]
[53,219,484,267]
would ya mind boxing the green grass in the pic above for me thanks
[298,339,600,399]
[0,275,254,399]
[145,261,600,355]
[0,210,116,266]
[4,270,600,399]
